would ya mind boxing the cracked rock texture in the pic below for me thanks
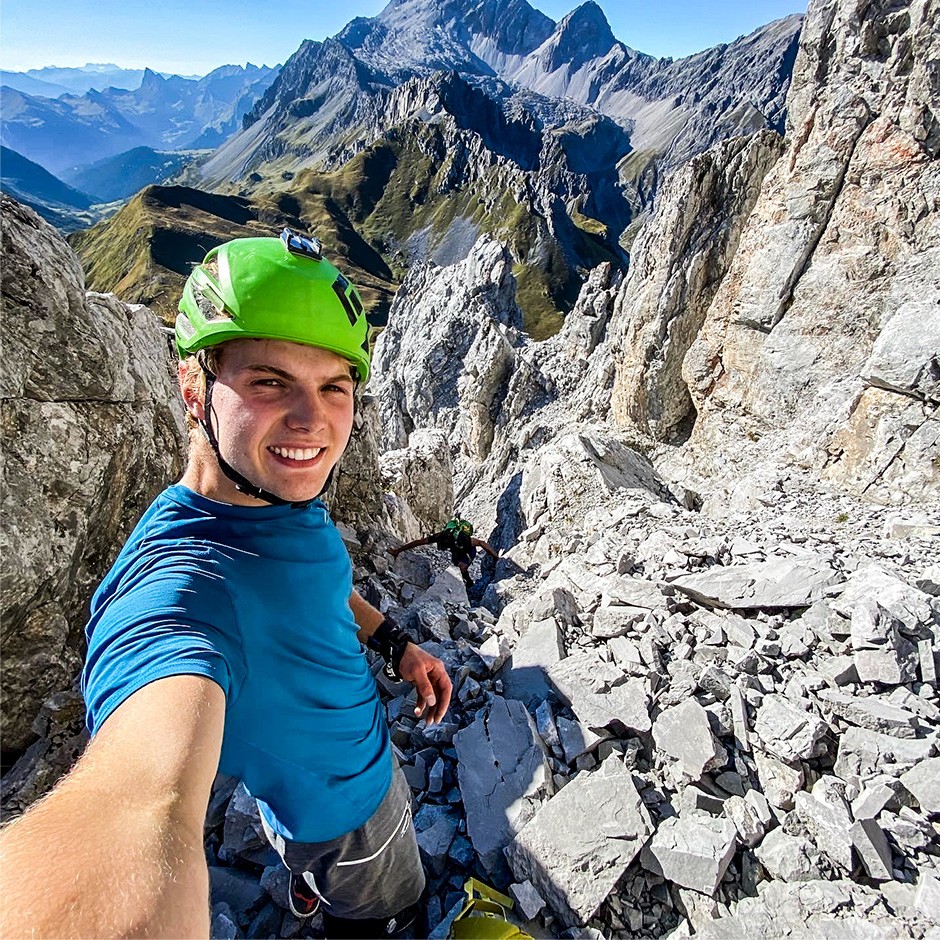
[0,195,187,751]
[667,0,940,508]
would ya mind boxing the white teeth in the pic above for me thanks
[272,446,322,461]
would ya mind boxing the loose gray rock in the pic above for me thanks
[899,757,940,815]
[670,558,838,610]
[653,699,726,778]
[816,689,919,738]
[753,750,804,810]
[754,828,824,883]
[549,650,651,734]
[640,815,738,896]
[454,696,553,870]
[505,758,653,927]
[556,716,610,764]
[794,777,854,872]
[502,617,565,707]
[509,880,546,921]
[849,818,894,882]
[834,726,936,780]
[753,694,829,763]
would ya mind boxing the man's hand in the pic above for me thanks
[396,643,452,725]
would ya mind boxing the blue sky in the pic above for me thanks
[1,0,806,76]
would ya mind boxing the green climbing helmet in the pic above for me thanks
[176,228,371,382]
[446,517,474,537]
[449,879,533,940]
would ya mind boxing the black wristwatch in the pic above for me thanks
[367,617,411,681]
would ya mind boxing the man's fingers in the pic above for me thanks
[411,668,436,720]
[427,662,452,724]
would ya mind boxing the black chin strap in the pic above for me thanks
[198,360,336,509]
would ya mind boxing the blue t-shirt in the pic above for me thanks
[82,484,391,843]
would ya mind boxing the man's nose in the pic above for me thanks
[285,390,324,431]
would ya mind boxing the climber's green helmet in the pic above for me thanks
[176,228,371,382]
[446,517,474,536]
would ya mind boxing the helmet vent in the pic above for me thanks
[332,274,359,327]
[195,287,232,323]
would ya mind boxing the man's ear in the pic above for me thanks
[178,361,206,422]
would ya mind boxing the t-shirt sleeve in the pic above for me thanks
[82,559,245,736]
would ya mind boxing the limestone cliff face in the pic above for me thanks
[0,195,188,751]
[574,0,938,508]
[597,130,785,441]
[370,236,667,546]
[672,0,939,506]
[372,238,526,461]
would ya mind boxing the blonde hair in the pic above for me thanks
[178,346,224,432]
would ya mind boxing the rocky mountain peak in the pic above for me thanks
[553,1,617,61]
[139,67,167,87]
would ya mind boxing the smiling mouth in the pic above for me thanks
[269,445,325,463]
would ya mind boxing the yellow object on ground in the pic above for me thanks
[449,878,534,940]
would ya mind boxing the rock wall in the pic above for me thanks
[670,0,939,506]
[374,0,938,535]
[0,195,188,753]
[370,235,671,547]
[600,130,785,441]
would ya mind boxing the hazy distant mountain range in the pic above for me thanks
[0,63,203,98]
[0,64,279,175]
[0,146,100,233]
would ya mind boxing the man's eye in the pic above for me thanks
[253,379,284,388]
[324,384,350,394]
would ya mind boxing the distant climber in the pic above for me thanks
[390,517,499,589]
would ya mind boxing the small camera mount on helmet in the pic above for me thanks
[281,228,323,261]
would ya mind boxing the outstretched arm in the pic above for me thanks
[0,674,224,939]
[388,535,434,558]
[349,590,452,724]
[472,537,500,560]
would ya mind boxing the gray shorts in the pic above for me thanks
[259,761,425,919]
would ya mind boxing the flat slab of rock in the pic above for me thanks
[640,815,737,895]
[816,688,918,738]
[671,557,839,609]
[592,605,648,639]
[834,726,936,779]
[505,758,653,927]
[548,650,651,733]
[753,694,829,763]
[600,575,668,609]
[653,699,725,778]
[455,697,553,870]
[849,818,893,881]
[509,880,546,921]
[900,757,940,814]
[502,617,565,707]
